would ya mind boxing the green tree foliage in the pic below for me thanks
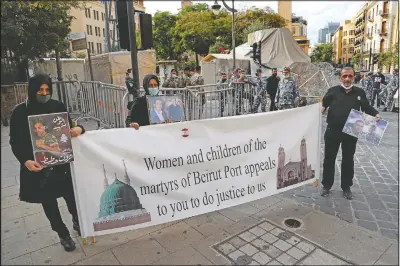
[377,43,399,69]
[73,52,87,59]
[174,8,216,62]
[153,11,179,60]
[152,3,286,62]
[1,1,82,60]
[310,43,333,63]
[1,1,83,82]
[377,51,392,68]
[352,52,362,68]
[136,29,142,49]
[390,42,399,68]
[235,8,287,44]
[243,20,267,42]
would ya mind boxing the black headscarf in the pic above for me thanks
[26,73,54,115]
[142,74,160,95]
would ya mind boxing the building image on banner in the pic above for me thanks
[92,160,151,232]
[276,138,314,189]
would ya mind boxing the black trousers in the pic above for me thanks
[269,93,276,111]
[372,89,380,108]
[322,127,358,190]
[42,192,78,238]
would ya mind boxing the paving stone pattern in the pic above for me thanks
[214,220,352,265]
[281,112,399,240]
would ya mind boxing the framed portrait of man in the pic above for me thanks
[343,109,389,145]
[146,95,185,125]
[28,112,74,168]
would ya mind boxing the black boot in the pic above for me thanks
[72,216,81,236]
[60,235,76,252]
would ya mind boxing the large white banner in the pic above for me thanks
[71,104,322,238]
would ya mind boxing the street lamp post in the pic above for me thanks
[211,0,237,71]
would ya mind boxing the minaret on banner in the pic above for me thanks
[122,160,130,186]
[103,164,108,190]
[300,137,308,181]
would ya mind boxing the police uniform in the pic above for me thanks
[251,76,267,113]
[162,77,177,88]
[230,74,244,115]
[176,74,187,88]
[360,75,373,103]
[217,77,228,116]
[382,74,399,111]
[190,73,205,119]
[276,76,300,110]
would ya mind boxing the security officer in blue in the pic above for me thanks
[275,67,300,110]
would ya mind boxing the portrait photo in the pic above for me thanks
[343,109,389,145]
[146,95,185,125]
[342,109,364,138]
[28,112,74,168]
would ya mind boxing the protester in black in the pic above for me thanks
[129,74,161,129]
[321,67,381,200]
[9,74,85,252]
[266,68,280,111]
[371,69,386,108]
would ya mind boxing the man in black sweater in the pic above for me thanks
[321,67,381,200]
[371,69,387,108]
[266,68,280,111]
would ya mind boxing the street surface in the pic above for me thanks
[282,112,399,240]
[1,110,398,265]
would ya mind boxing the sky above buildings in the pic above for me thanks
[143,1,365,47]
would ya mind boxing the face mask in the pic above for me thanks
[149,88,159,96]
[172,74,177,78]
[283,74,290,79]
[341,83,353,90]
[36,94,51,104]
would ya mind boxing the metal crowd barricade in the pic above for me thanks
[76,81,102,128]
[53,81,81,116]
[13,82,28,104]
[77,81,128,129]
[186,82,263,120]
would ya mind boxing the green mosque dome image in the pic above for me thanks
[98,161,144,218]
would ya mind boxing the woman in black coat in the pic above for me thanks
[129,74,161,129]
[9,74,85,252]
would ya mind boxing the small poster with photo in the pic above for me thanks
[28,112,74,168]
[146,95,185,125]
[342,109,388,145]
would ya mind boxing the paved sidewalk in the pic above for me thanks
[1,114,398,265]
[282,112,399,240]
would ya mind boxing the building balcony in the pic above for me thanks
[378,29,388,37]
[379,9,389,17]
[355,28,364,37]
